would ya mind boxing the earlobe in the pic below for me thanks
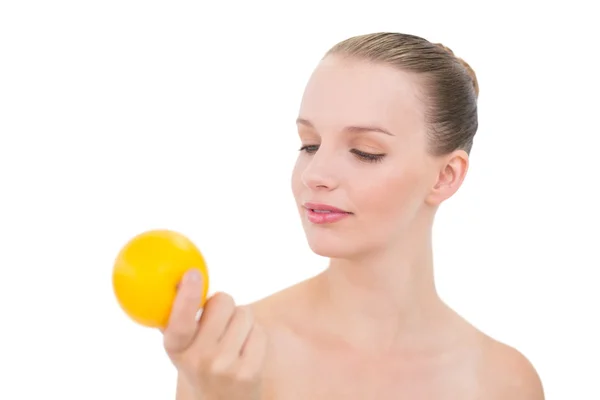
[425,150,469,206]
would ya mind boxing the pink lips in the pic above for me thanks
[303,202,352,224]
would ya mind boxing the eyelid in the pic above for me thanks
[299,144,319,153]
[351,149,386,163]
[351,148,385,156]
[299,145,386,163]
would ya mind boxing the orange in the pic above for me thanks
[112,229,209,328]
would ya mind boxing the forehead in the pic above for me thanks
[298,56,426,137]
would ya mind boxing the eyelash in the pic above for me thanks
[299,145,386,163]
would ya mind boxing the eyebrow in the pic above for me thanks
[296,117,395,136]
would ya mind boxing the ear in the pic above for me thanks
[425,150,469,206]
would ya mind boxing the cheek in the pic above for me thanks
[291,156,305,200]
[355,165,425,222]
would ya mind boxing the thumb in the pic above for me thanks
[162,268,204,353]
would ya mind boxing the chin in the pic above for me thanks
[303,229,365,259]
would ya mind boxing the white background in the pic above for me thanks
[1,1,598,399]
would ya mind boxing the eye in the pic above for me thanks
[351,149,386,163]
[299,145,319,154]
[299,145,386,163]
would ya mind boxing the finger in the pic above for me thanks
[194,292,236,346]
[236,323,267,378]
[163,269,203,355]
[212,307,254,368]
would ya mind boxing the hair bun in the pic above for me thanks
[435,43,455,56]
[435,43,479,97]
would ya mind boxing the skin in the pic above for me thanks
[165,55,545,399]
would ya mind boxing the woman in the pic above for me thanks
[163,32,544,399]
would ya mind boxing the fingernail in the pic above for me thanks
[185,269,201,282]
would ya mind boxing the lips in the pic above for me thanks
[303,202,352,224]
[303,202,351,214]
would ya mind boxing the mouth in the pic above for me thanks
[302,202,353,224]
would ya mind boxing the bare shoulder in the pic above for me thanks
[479,336,545,400]
[247,277,313,327]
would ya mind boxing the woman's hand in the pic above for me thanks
[163,269,267,399]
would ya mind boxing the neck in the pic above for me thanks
[311,223,451,352]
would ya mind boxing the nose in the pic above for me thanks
[300,148,339,191]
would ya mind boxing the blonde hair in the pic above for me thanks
[325,32,479,155]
